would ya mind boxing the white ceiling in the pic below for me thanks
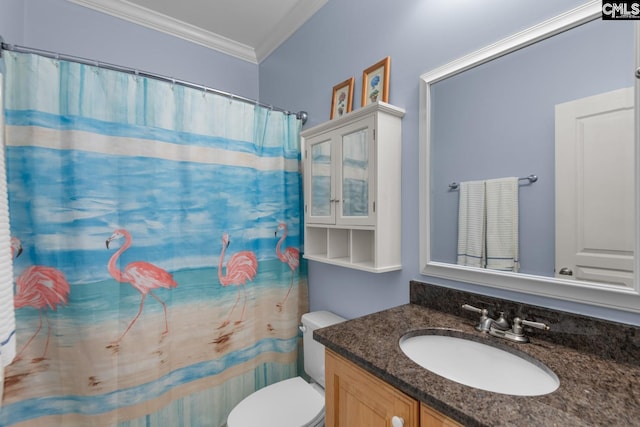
[68,0,327,63]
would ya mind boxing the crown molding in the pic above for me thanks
[68,0,327,64]
[67,0,257,63]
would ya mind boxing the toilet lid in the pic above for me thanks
[227,377,324,427]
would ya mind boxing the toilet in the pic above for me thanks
[226,310,345,427]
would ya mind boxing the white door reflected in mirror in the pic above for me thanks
[555,87,635,287]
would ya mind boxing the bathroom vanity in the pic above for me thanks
[315,281,640,426]
[326,349,460,426]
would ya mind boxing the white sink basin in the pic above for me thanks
[399,332,559,396]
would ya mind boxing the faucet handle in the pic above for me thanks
[461,303,486,315]
[510,317,550,341]
[520,318,550,331]
[461,304,491,332]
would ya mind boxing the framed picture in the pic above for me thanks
[361,56,390,106]
[330,77,355,119]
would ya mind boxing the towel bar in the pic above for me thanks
[448,174,537,190]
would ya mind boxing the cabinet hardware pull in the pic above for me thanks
[391,415,404,427]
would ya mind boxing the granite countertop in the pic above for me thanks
[314,303,640,427]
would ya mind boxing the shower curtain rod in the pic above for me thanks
[0,38,308,125]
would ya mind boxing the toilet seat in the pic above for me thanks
[227,377,325,427]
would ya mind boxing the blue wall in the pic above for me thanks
[0,0,258,99]
[259,0,640,326]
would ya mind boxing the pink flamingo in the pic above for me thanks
[106,229,177,345]
[218,233,258,328]
[275,223,300,311]
[11,237,70,362]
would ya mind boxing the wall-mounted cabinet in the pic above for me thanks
[302,101,404,272]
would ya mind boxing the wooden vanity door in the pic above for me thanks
[325,349,419,427]
[420,404,463,427]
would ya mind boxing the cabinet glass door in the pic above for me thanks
[338,118,375,225]
[307,137,334,223]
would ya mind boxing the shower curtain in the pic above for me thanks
[0,51,308,427]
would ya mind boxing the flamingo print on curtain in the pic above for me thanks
[0,51,308,427]
[217,233,258,328]
[105,229,178,349]
[10,238,71,362]
[275,223,300,311]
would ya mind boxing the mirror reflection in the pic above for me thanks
[429,18,635,287]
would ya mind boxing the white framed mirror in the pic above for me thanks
[419,1,640,313]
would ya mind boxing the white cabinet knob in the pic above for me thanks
[391,415,404,427]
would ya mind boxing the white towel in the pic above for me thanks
[457,180,486,268]
[486,177,519,272]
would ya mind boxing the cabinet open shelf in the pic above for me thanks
[304,225,400,273]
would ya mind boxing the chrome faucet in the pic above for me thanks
[461,304,549,343]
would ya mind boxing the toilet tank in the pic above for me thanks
[301,311,345,388]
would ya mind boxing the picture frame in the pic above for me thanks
[361,56,390,106]
[330,77,355,119]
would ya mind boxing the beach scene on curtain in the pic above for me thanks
[0,52,307,427]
